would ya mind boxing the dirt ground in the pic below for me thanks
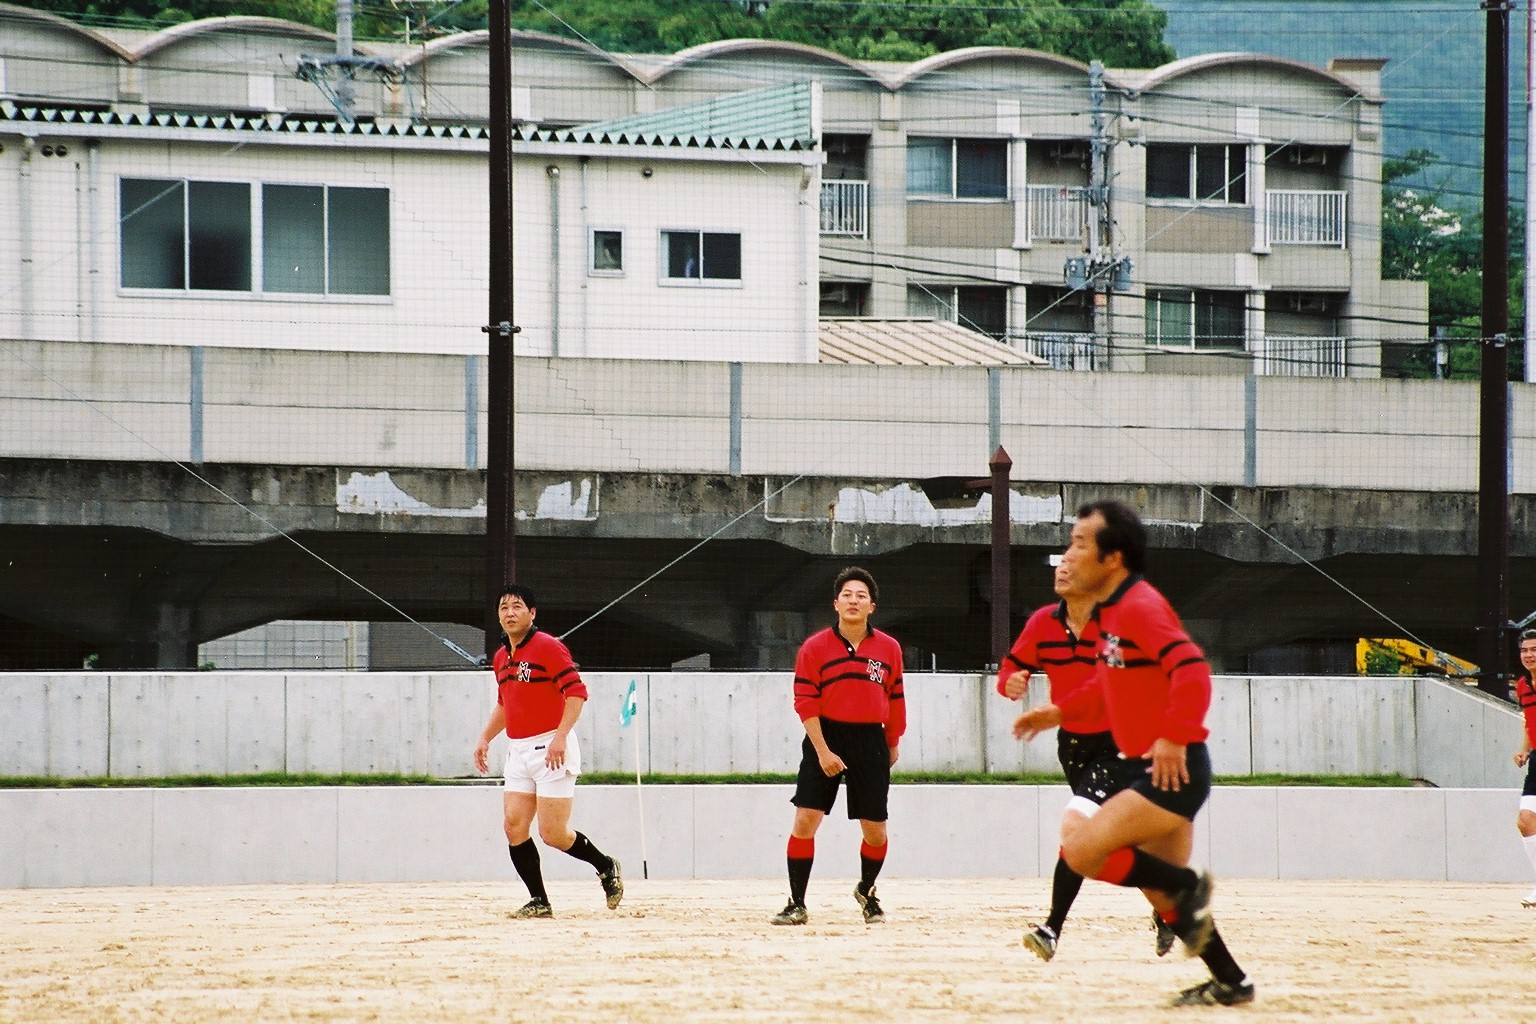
[1,876,1532,1023]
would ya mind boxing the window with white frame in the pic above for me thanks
[906,137,1008,199]
[591,229,624,275]
[1146,144,1248,204]
[1147,289,1246,349]
[661,230,740,282]
[907,284,1009,338]
[119,177,390,296]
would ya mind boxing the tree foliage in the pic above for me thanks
[25,0,1175,66]
[1381,149,1525,379]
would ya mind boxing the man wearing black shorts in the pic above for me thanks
[998,560,1175,960]
[771,566,905,926]
[1013,500,1254,1008]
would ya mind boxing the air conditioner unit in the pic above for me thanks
[1287,146,1331,167]
[1048,141,1089,163]
[1286,294,1329,314]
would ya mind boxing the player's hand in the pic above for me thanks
[1002,670,1031,700]
[817,748,846,776]
[1149,737,1188,791]
[545,732,570,770]
[1516,750,1530,768]
[473,740,490,775]
[1012,704,1062,741]
[888,743,900,767]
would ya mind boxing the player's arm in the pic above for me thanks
[1012,702,1062,741]
[544,695,584,769]
[885,647,905,766]
[473,703,506,774]
[803,716,845,776]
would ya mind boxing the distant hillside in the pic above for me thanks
[1158,0,1527,208]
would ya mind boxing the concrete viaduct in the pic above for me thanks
[4,340,1536,671]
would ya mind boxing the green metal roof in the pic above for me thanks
[550,81,817,151]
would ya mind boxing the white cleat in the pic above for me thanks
[1521,888,1536,908]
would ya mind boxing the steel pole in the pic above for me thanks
[485,0,517,657]
[989,446,1013,667]
[1477,0,1513,697]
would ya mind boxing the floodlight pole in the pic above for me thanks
[485,0,517,657]
[1476,0,1513,697]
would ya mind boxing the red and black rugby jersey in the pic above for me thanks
[793,626,906,746]
[1517,675,1536,749]
[1059,575,1210,758]
[995,601,1109,734]
[493,626,589,738]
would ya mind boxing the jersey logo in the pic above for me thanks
[515,661,532,682]
[1101,633,1125,669]
[866,660,886,685]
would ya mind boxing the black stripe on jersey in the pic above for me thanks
[1158,639,1200,660]
[1002,652,1031,671]
[1169,655,1207,672]
[1119,657,1160,668]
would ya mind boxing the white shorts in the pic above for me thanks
[502,729,581,798]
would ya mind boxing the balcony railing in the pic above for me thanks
[1023,184,1091,243]
[820,179,868,237]
[1266,189,1347,247]
[1015,331,1099,370]
[1250,335,1347,377]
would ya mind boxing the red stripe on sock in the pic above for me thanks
[1094,847,1135,885]
[787,835,814,859]
[1158,909,1178,924]
[860,840,887,862]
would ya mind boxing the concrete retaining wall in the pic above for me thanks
[0,672,1520,788]
[0,783,1524,888]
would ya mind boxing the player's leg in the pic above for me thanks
[774,735,837,924]
[1517,798,1536,906]
[1026,731,1114,959]
[502,740,552,918]
[843,724,892,924]
[530,733,624,909]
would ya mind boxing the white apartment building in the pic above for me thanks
[0,5,1426,375]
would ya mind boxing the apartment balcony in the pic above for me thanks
[1250,335,1349,377]
[1023,184,1091,244]
[1266,189,1347,247]
[1015,331,1099,370]
[820,179,868,237]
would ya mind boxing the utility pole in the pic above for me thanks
[1477,0,1513,698]
[485,0,518,657]
[335,0,356,122]
[1064,61,1131,368]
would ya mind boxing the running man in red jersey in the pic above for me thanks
[473,584,623,919]
[998,560,1176,961]
[1013,501,1254,1007]
[771,566,905,926]
[1510,629,1536,907]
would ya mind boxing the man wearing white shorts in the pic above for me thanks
[1511,630,1536,907]
[473,584,623,918]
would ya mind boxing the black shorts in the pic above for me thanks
[1523,758,1536,797]
[1057,729,1120,795]
[1120,741,1213,821]
[791,720,891,822]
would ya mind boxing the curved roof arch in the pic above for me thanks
[397,28,646,83]
[647,38,887,89]
[0,2,134,62]
[1135,52,1378,102]
[894,46,1098,91]
[132,16,341,62]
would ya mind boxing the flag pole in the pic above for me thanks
[634,714,648,879]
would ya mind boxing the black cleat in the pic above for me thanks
[853,882,885,924]
[1170,977,1255,1007]
[599,858,624,910]
[771,899,808,926]
[1168,870,1215,957]
[1153,911,1177,957]
[1022,924,1058,962]
[511,897,553,919]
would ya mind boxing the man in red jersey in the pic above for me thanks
[1510,629,1536,907]
[771,566,905,926]
[998,560,1175,961]
[473,584,623,919]
[1013,501,1254,1008]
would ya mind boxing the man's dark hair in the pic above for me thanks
[833,566,879,604]
[496,583,538,610]
[1521,628,1536,643]
[1076,499,1147,573]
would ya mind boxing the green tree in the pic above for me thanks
[1381,149,1526,379]
[26,0,1175,65]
